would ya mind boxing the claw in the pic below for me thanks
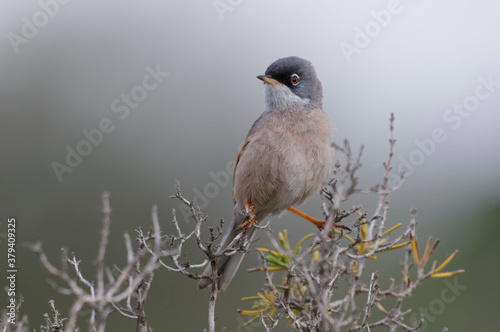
[235,204,256,232]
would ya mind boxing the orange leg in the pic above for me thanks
[287,207,350,231]
[236,203,256,231]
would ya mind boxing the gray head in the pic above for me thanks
[257,56,323,111]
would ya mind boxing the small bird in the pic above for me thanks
[198,56,335,291]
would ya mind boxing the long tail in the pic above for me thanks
[198,210,257,291]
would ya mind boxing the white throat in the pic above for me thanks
[265,84,309,111]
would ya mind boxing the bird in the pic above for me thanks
[198,56,335,291]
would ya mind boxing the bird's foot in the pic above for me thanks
[287,207,351,231]
[235,204,256,231]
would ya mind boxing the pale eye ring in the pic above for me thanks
[290,74,300,86]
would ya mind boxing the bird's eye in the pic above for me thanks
[290,74,300,86]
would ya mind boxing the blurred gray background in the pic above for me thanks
[1,0,499,330]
